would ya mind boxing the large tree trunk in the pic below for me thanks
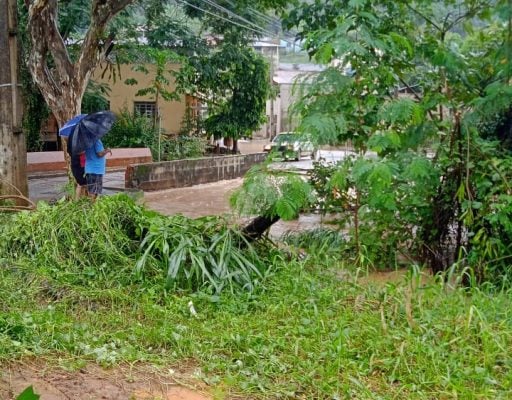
[0,0,27,198]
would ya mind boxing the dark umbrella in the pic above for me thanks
[59,114,87,137]
[71,111,116,155]
[59,114,88,158]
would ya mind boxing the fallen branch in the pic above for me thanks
[0,180,36,212]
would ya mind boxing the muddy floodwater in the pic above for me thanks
[143,178,331,239]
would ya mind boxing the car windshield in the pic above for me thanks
[273,133,296,143]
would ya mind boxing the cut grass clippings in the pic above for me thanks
[1,195,275,293]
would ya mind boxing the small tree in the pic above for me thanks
[124,48,181,160]
[124,48,180,126]
[176,41,270,153]
[281,0,512,280]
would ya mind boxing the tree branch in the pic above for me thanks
[445,2,491,33]
[76,0,134,84]
[397,76,437,121]
[26,0,75,107]
[404,3,441,32]
[27,0,73,82]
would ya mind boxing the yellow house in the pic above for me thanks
[39,63,193,150]
[93,63,191,135]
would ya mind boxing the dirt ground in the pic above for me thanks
[0,362,211,400]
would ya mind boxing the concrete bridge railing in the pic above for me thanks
[125,153,267,191]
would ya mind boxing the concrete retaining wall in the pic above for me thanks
[125,153,267,190]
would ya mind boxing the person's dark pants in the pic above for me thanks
[70,157,86,186]
[86,173,103,195]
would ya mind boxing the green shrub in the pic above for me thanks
[159,135,207,160]
[282,228,347,257]
[102,108,158,149]
[136,214,274,293]
[0,195,148,286]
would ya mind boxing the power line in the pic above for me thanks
[221,0,283,33]
[177,0,296,45]
[175,0,271,37]
[199,0,276,37]
[222,0,277,24]
[248,6,280,26]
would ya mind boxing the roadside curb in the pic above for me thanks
[28,167,126,180]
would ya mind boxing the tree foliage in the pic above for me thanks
[22,0,136,126]
[176,42,270,148]
[280,0,512,282]
[20,0,284,138]
[231,163,314,221]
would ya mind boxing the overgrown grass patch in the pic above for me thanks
[0,195,275,292]
[1,199,511,398]
[1,257,511,398]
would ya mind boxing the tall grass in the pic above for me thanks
[0,195,275,292]
[136,214,275,293]
[282,227,347,256]
[0,256,510,398]
[1,196,145,286]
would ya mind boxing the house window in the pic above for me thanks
[134,101,156,118]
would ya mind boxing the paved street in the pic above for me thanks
[28,170,128,202]
[28,140,270,202]
[270,148,356,172]
[28,148,352,202]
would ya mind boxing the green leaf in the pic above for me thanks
[352,158,373,183]
[368,162,393,188]
[348,0,367,9]
[302,114,338,142]
[315,43,334,64]
[456,182,466,202]
[276,197,299,220]
[16,386,40,400]
[124,78,138,86]
[133,65,149,74]
[368,131,401,153]
[404,157,432,180]
[388,32,413,57]
[378,99,423,125]
[330,168,348,191]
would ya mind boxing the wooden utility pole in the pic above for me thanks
[0,0,27,197]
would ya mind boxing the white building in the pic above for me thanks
[253,62,324,139]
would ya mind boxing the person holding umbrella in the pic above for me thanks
[60,114,88,199]
[69,111,116,199]
[68,136,88,199]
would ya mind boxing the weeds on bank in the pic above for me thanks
[0,195,274,292]
[0,200,511,398]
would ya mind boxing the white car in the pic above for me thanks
[263,132,316,161]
